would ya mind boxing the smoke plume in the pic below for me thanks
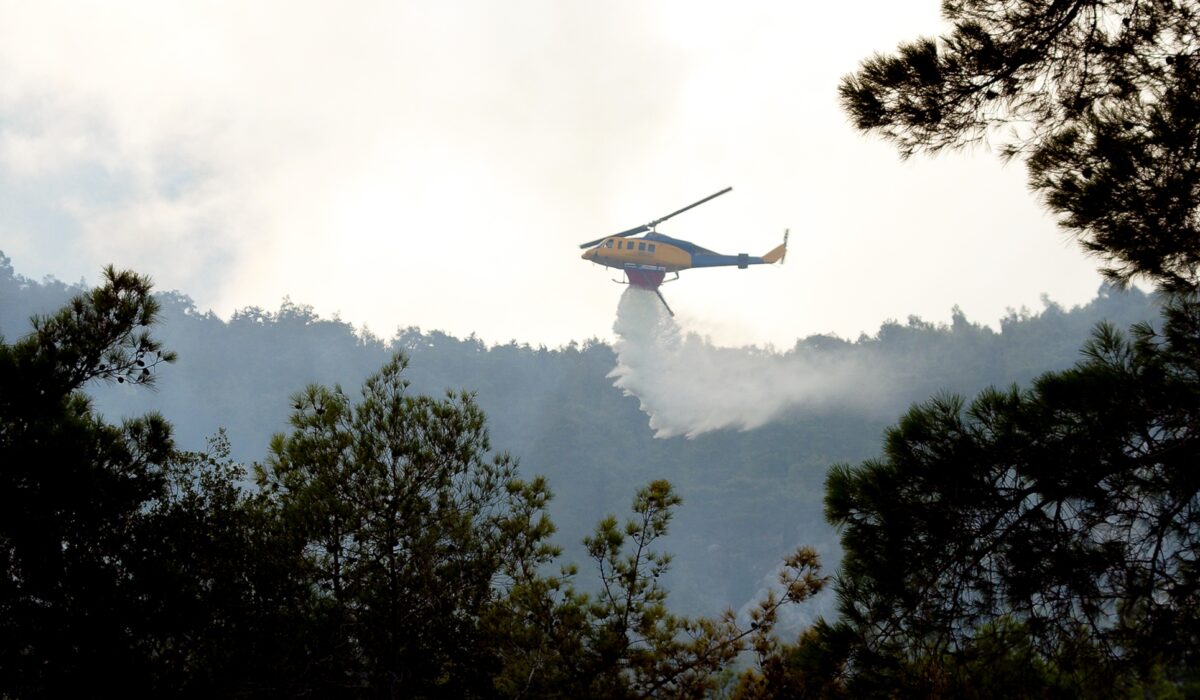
[609,287,893,438]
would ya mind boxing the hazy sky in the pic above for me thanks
[0,0,1106,347]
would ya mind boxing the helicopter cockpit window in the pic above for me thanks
[605,240,614,248]
[617,241,623,249]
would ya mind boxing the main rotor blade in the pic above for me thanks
[579,186,730,249]
[578,225,649,249]
[648,186,732,228]
[613,224,652,238]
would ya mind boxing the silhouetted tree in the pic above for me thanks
[257,353,562,697]
[0,267,178,694]
[0,269,327,696]
[807,291,1200,693]
[494,480,828,700]
[840,0,1200,289]
[133,433,319,696]
[803,2,1200,694]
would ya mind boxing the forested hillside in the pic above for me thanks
[0,251,1162,619]
[7,0,1200,694]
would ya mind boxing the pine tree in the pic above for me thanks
[0,267,177,694]
[840,0,1200,289]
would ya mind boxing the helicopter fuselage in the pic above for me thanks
[580,231,783,289]
[581,234,690,275]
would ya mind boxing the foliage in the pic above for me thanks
[0,263,846,697]
[828,3,1200,694]
[0,268,319,696]
[494,481,828,700]
[0,267,179,694]
[0,255,1165,629]
[728,550,837,700]
[809,291,1200,691]
[136,433,318,696]
[0,267,834,696]
[256,353,561,696]
[7,259,1188,695]
[840,0,1200,289]
[253,355,833,697]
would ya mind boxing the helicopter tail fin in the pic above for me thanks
[762,229,788,264]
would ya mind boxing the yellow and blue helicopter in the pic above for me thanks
[580,186,787,315]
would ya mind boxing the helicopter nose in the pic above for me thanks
[581,249,595,260]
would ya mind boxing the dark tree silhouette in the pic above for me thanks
[840,0,1200,289]
[0,268,177,694]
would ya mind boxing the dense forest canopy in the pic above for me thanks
[6,0,1200,694]
[0,264,829,696]
[0,250,1162,625]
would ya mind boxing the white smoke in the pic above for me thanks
[609,287,894,438]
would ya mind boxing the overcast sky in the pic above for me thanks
[0,0,1107,347]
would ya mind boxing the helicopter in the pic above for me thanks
[579,186,787,316]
